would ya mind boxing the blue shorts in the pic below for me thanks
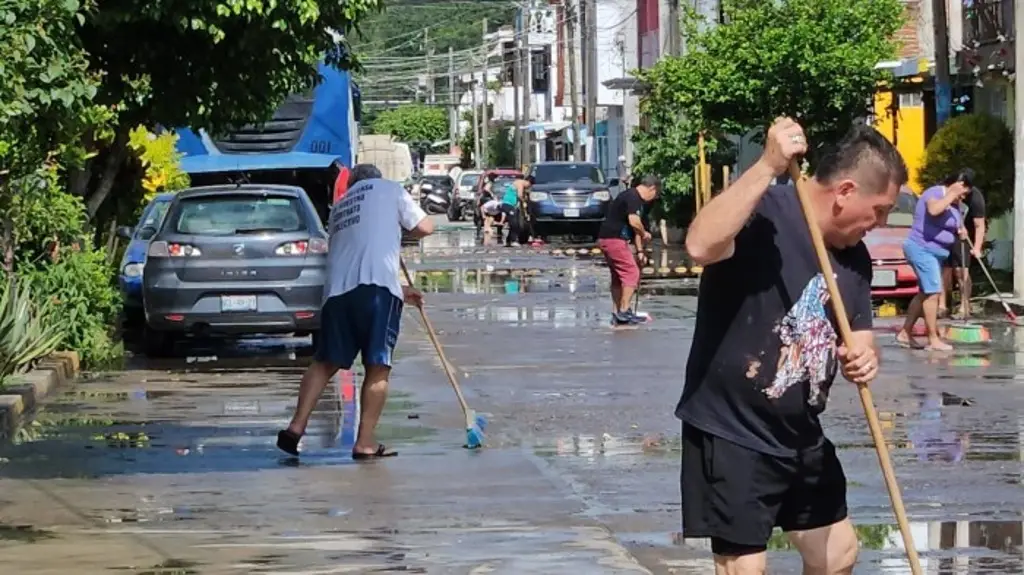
[315,284,404,369]
[903,239,948,295]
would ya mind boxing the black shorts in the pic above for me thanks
[680,424,848,556]
[945,239,970,269]
[315,285,403,369]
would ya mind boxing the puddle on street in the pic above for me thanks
[411,266,700,297]
[0,524,56,543]
[0,378,433,477]
[534,433,682,459]
[620,520,1024,570]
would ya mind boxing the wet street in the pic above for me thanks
[3,220,1024,574]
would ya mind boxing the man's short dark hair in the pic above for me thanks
[812,125,908,193]
[347,164,383,187]
[638,174,661,190]
[942,168,975,188]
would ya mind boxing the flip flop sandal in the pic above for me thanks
[352,444,398,460]
[276,429,301,456]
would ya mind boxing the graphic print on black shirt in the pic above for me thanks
[675,186,873,457]
[598,188,644,240]
[764,272,841,408]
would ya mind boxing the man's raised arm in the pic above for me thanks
[685,118,807,266]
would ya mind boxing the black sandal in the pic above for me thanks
[352,444,398,460]
[277,429,301,456]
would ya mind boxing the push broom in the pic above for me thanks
[399,259,486,449]
[965,236,1019,324]
[789,160,923,575]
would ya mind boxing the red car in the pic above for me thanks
[863,189,919,300]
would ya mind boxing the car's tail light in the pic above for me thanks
[275,238,328,256]
[148,241,202,257]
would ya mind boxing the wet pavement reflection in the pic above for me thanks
[4,224,1024,573]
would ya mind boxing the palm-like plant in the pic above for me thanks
[0,278,65,386]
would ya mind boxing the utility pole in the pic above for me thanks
[565,0,582,161]
[520,2,532,167]
[667,0,681,57]
[932,0,951,127]
[480,18,490,167]
[426,29,435,105]
[513,8,522,166]
[1014,0,1024,297]
[584,0,597,162]
[448,46,456,150]
[472,70,481,168]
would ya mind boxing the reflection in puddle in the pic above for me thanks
[535,433,681,459]
[622,521,1024,572]
[412,267,698,297]
[908,392,970,463]
[454,304,610,327]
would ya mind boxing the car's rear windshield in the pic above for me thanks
[424,176,453,186]
[461,173,481,187]
[532,164,606,185]
[173,194,307,236]
[887,192,917,227]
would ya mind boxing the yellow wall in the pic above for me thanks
[872,88,927,193]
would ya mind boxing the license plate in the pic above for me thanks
[221,295,257,312]
[563,208,580,218]
[871,270,896,288]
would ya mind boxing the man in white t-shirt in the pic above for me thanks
[278,164,434,460]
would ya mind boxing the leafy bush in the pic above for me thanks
[0,280,65,387]
[19,247,122,368]
[10,167,89,267]
[917,114,1013,217]
[127,126,190,202]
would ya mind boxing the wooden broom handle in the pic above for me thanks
[788,161,923,575]
[399,258,471,414]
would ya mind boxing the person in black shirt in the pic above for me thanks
[942,186,985,318]
[679,118,908,574]
[597,175,661,324]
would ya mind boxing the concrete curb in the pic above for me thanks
[0,351,80,439]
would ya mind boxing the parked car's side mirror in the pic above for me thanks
[609,178,620,187]
[116,226,134,240]
[137,226,157,241]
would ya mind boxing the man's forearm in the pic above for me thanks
[685,160,775,265]
[973,221,986,249]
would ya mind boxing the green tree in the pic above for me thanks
[72,0,383,219]
[371,104,449,146]
[918,114,1014,217]
[0,0,107,270]
[633,0,905,225]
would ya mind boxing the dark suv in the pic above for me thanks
[524,162,617,240]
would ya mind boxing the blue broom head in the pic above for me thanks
[474,413,489,432]
[465,424,485,449]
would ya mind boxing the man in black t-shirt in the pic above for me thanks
[597,175,660,324]
[942,186,985,318]
[678,119,908,574]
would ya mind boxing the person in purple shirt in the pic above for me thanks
[897,169,974,350]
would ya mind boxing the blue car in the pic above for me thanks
[117,194,174,326]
